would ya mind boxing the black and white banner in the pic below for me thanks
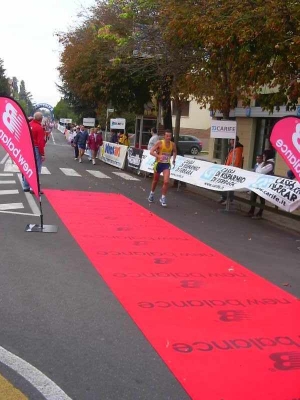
[127,147,143,170]
[140,151,300,212]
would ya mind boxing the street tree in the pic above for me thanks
[53,99,78,122]
[95,0,194,143]
[0,59,10,96]
[19,80,35,115]
[57,7,155,119]
[12,77,19,99]
[162,0,300,159]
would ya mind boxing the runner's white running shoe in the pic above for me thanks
[160,197,167,207]
[148,193,154,203]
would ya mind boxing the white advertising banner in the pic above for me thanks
[110,118,126,130]
[211,120,237,139]
[58,124,66,133]
[140,151,300,212]
[83,118,96,127]
[99,141,128,169]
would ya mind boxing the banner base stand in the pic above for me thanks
[25,224,58,233]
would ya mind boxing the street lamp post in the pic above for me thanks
[105,108,114,141]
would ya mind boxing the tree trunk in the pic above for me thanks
[160,76,173,132]
[173,95,182,146]
[163,99,173,132]
[221,109,230,164]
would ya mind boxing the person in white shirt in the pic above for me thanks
[246,149,275,219]
[70,127,80,159]
[147,128,159,150]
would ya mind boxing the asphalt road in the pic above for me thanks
[0,129,299,399]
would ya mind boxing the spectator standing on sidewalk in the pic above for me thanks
[74,125,89,163]
[253,154,263,172]
[110,131,118,143]
[219,136,244,204]
[287,170,295,180]
[22,112,45,194]
[147,128,159,151]
[71,126,80,160]
[88,128,103,165]
[246,149,275,219]
[119,132,130,147]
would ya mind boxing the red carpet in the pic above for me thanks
[45,190,300,400]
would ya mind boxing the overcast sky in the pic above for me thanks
[0,0,95,107]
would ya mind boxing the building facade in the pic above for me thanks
[207,101,300,176]
[171,99,211,151]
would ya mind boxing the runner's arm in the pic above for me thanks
[150,142,161,160]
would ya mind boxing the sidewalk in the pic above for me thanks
[181,182,300,234]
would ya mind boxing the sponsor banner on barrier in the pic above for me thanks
[270,117,300,183]
[140,151,300,212]
[57,124,66,134]
[99,141,127,169]
[127,147,143,170]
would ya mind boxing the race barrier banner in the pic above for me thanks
[99,141,128,169]
[0,96,39,197]
[270,117,300,183]
[57,124,66,134]
[127,147,143,170]
[140,151,300,212]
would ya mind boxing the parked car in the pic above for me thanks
[177,135,202,155]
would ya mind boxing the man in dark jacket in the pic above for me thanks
[74,125,89,163]
[110,131,118,143]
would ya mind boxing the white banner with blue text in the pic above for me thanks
[140,151,300,212]
[99,141,128,169]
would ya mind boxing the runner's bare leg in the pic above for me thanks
[151,172,160,192]
[162,169,170,196]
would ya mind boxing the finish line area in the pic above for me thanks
[45,190,300,400]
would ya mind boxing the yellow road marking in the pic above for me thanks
[0,373,27,399]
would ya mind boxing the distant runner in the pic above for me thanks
[148,129,177,207]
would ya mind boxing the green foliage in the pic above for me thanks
[57,0,300,126]
[18,80,35,115]
[12,77,18,99]
[0,59,11,96]
[53,99,78,122]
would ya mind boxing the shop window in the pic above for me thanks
[252,118,279,167]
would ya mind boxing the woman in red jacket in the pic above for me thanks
[88,128,103,165]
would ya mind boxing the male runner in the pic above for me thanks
[148,129,177,207]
